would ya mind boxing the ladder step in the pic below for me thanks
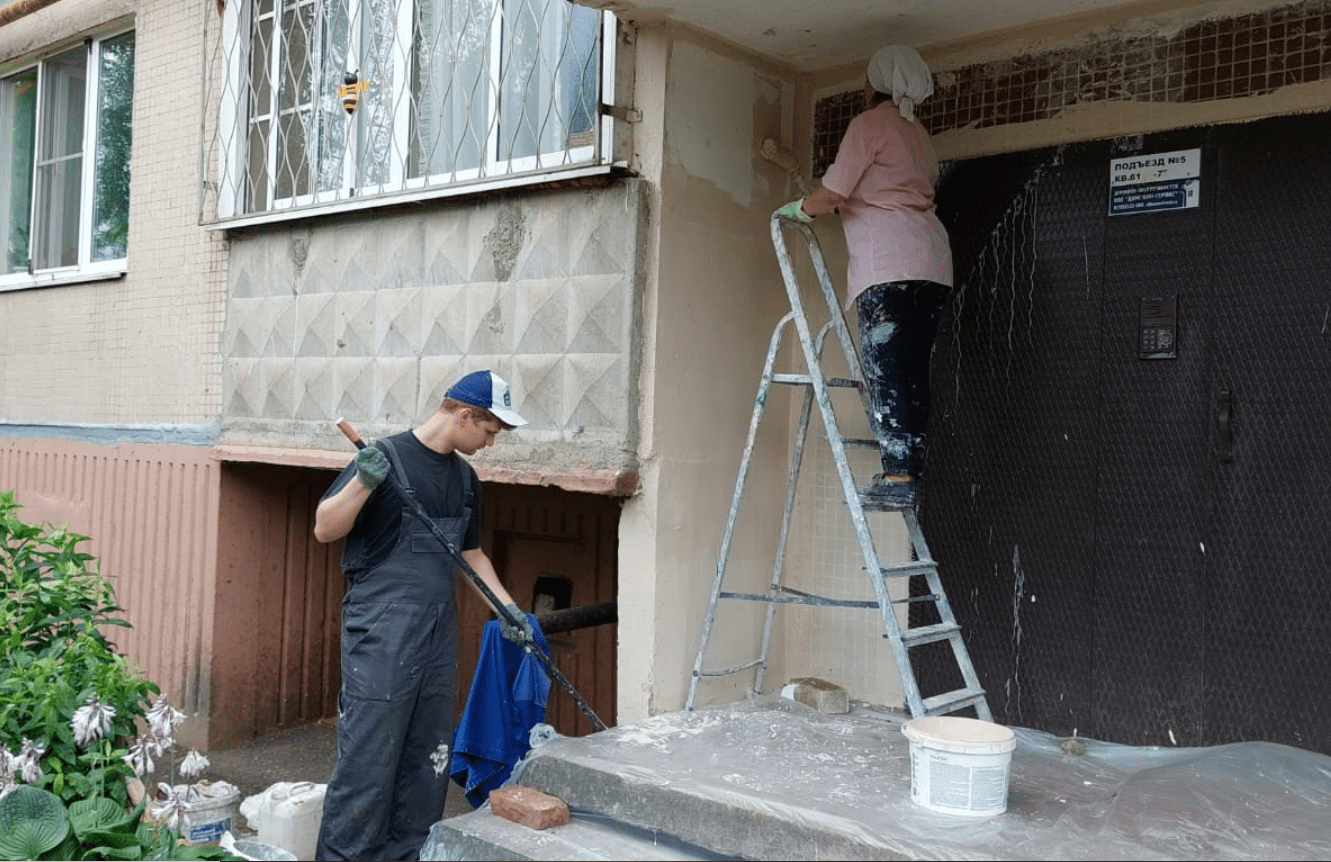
[695,658,764,678]
[890,593,940,605]
[770,373,862,388]
[895,622,961,647]
[879,560,937,578]
[920,688,990,716]
[859,497,917,511]
[719,589,878,610]
[842,437,879,449]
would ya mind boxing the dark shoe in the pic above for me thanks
[861,476,917,508]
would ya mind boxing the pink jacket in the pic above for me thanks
[822,101,953,304]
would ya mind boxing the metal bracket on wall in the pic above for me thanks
[601,103,642,123]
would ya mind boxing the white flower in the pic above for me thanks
[0,748,14,801]
[179,750,210,780]
[17,739,44,784]
[153,782,185,831]
[123,737,156,777]
[0,745,14,783]
[145,698,186,742]
[71,695,117,748]
[430,742,450,777]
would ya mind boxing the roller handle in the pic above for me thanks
[336,417,366,450]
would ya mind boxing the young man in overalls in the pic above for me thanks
[313,370,534,861]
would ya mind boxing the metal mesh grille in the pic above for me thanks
[203,0,607,222]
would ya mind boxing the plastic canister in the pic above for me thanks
[901,715,1016,817]
[252,781,326,860]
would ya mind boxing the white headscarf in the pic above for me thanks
[866,45,934,122]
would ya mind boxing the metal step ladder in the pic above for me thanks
[685,212,990,721]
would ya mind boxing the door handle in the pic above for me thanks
[1216,389,1235,462]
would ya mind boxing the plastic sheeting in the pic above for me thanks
[512,697,1331,860]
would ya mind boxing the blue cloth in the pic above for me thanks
[450,615,550,806]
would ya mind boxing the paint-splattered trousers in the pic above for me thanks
[855,279,950,478]
[316,600,459,861]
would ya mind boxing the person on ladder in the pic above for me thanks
[778,44,953,509]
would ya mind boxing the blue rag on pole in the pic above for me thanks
[450,615,551,807]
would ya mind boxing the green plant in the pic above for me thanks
[0,492,240,859]
[0,490,158,807]
[0,784,237,861]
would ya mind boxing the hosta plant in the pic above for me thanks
[0,492,240,859]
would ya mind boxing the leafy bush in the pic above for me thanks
[0,490,158,807]
[0,491,239,859]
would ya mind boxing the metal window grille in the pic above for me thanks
[205,0,611,223]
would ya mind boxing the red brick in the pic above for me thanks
[489,786,572,830]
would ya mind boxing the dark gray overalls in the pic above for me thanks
[316,438,470,861]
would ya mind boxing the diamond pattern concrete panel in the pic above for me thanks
[221,181,646,476]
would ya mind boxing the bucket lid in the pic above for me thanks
[901,716,1016,754]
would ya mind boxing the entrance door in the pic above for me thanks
[921,112,1331,753]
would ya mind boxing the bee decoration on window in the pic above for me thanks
[338,71,369,115]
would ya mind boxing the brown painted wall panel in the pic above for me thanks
[0,439,220,745]
[463,483,621,736]
[211,464,344,747]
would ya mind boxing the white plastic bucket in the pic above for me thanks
[241,781,326,861]
[901,716,1016,817]
[152,782,242,845]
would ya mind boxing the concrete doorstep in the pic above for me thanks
[421,695,1331,862]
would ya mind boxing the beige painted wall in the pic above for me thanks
[623,0,1331,721]
[619,24,916,722]
[0,0,227,426]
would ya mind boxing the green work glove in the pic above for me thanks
[776,198,814,223]
[501,603,535,645]
[355,446,389,489]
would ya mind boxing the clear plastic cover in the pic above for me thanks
[515,696,1331,860]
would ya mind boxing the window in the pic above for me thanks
[218,0,609,219]
[0,30,135,286]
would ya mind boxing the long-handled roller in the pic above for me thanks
[335,417,608,732]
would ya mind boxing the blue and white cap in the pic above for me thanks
[446,370,528,426]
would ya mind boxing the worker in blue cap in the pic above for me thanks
[313,370,533,861]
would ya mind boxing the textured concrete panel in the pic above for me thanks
[222,181,647,479]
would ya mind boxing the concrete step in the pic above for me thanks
[425,697,919,861]
[422,695,1331,861]
[423,807,738,861]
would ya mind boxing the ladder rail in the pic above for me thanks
[687,312,796,710]
[904,509,992,721]
[687,313,843,706]
[769,216,868,401]
[754,317,845,696]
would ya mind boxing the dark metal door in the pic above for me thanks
[922,112,1331,753]
[1203,113,1331,750]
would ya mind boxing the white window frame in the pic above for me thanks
[0,28,135,293]
[216,0,615,224]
